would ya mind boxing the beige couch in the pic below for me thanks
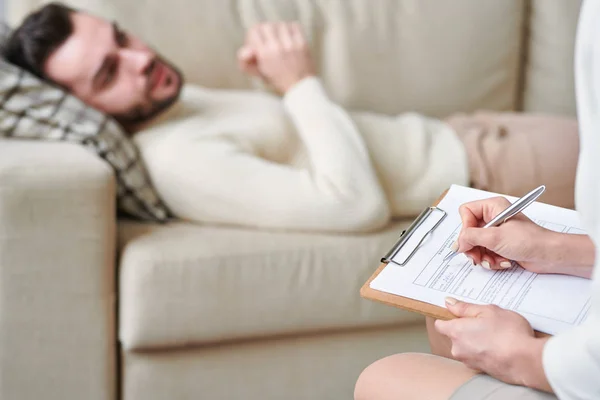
[2,1,581,399]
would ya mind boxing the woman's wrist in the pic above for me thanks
[543,231,595,277]
[511,336,553,392]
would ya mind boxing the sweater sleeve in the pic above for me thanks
[152,77,390,232]
[541,2,600,398]
[543,316,600,399]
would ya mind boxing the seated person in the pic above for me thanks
[4,3,580,232]
[354,196,597,400]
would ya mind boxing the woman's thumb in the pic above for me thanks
[444,297,485,318]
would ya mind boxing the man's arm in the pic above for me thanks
[148,21,388,232]
[138,23,390,232]
[140,119,390,232]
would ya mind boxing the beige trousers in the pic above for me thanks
[446,111,579,209]
[450,374,557,400]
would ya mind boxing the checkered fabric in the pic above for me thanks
[0,23,169,222]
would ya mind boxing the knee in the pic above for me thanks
[354,353,424,400]
[354,357,385,400]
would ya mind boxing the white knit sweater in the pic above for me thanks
[542,1,600,398]
[134,77,468,232]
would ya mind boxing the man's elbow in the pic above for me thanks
[343,194,391,233]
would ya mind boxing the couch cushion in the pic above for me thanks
[118,220,420,351]
[122,325,429,400]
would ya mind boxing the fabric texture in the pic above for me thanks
[0,23,169,222]
[133,78,468,232]
[450,374,557,400]
[117,219,422,350]
[446,111,579,209]
[0,140,116,400]
[522,0,582,116]
[542,1,600,398]
[122,325,429,400]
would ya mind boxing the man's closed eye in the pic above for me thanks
[103,59,119,87]
[113,22,129,47]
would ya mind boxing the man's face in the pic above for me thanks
[45,12,183,125]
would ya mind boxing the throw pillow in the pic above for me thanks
[0,23,169,222]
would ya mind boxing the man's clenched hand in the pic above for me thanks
[238,22,316,94]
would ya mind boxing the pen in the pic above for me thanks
[443,185,546,262]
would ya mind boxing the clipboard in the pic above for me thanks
[361,189,551,337]
[360,190,454,321]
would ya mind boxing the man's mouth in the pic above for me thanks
[150,61,168,91]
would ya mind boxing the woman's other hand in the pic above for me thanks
[435,297,552,392]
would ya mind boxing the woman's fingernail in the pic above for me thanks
[500,261,512,269]
[450,241,459,252]
[481,261,491,270]
[467,257,474,265]
[445,297,458,305]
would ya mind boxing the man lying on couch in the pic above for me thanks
[5,2,579,233]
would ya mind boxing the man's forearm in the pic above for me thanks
[547,232,595,278]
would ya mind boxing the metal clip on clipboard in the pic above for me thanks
[381,206,447,266]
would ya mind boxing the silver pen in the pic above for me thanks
[443,185,546,262]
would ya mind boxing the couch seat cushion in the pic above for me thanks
[118,220,422,351]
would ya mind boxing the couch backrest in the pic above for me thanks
[8,0,581,117]
[523,0,581,116]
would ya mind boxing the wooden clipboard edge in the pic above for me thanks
[360,263,455,321]
[360,188,551,337]
[360,189,452,320]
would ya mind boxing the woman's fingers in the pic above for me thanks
[464,248,482,265]
[458,197,512,229]
[480,249,513,270]
[458,203,480,231]
[463,247,512,271]
[461,247,495,270]
[480,250,496,270]
[491,254,513,270]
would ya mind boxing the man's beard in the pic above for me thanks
[116,59,184,126]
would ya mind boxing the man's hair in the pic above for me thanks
[3,2,74,79]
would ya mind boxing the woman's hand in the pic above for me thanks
[435,297,552,392]
[455,196,553,272]
[455,197,595,277]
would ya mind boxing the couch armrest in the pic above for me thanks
[0,141,117,400]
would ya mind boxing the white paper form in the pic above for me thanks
[370,185,592,335]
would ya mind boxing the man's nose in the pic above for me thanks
[119,48,154,75]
